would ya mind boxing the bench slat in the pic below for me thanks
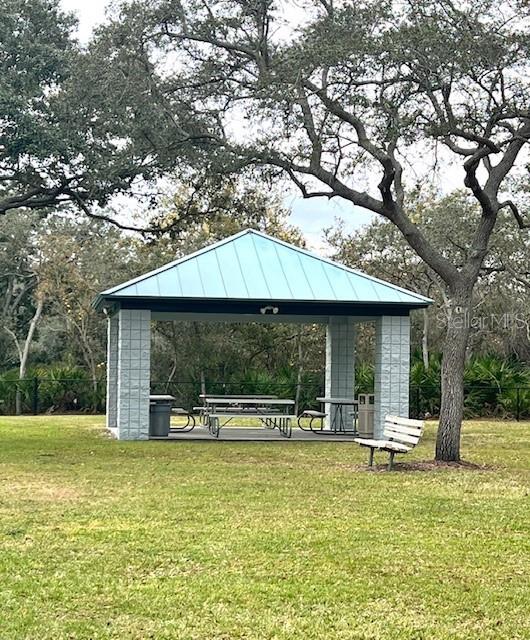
[353,438,411,453]
[212,409,282,415]
[209,413,297,420]
[383,422,423,437]
[385,415,424,428]
[383,427,421,443]
[206,398,294,405]
[383,428,421,445]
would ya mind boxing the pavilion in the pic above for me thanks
[94,229,431,440]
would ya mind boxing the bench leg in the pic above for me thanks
[388,451,395,471]
[368,448,374,467]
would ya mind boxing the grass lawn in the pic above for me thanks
[0,417,529,640]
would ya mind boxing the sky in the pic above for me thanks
[59,0,375,250]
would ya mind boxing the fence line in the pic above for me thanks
[0,377,529,420]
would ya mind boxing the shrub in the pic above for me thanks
[355,361,374,395]
[0,365,105,414]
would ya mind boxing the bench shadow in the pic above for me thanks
[352,459,492,473]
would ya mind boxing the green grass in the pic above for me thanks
[0,417,529,640]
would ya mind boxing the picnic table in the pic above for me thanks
[194,394,278,424]
[202,395,296,438]
[316,396,359,434]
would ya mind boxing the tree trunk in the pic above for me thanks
[200,370,206,404]
[90,366,99,414]
[436,292,472,462]
[422,309,429,369]
[166,360,177,390]
[16,296,44,415]
[15,390,22,417]
[78,333,98,413]
[294,327,304,415]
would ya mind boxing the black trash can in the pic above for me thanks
[149,395,175,437]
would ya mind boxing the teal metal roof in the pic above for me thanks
[97,229,431,308]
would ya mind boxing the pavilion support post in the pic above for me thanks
[374,315,410,439]
[116,309,151,440]
[106,313,119,432]
[325,317,355,430]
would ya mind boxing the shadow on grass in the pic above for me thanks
[351,459,493,473]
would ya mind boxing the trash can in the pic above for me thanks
[149,395,175,437]
[357,394,375,438]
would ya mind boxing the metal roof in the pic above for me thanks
[95,229,431,312]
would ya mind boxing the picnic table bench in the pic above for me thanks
[297,409,327,431]
[170,406,196,432]
[354,415,425,470]
[199,394,278,400]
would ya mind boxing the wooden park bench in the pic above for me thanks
[353,415,424,470]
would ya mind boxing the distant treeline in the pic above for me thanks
[1,355,529,419]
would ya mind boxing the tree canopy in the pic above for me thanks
[0,0,211,230]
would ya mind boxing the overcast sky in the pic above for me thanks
[59,0,376,250]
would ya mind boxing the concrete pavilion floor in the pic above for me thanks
[152,426,359,442]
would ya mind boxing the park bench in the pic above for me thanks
[353,415,424,470]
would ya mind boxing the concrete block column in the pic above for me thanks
[325,317,355,429]
[374,315,410,438]
[116,309,151,440]
[106,313,119,431]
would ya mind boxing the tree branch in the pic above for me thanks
[499,200,530,229]
[486,120,530,195]
[304,79,390,164]
[463,147,496,215]
[3,327,23,363]
[283,165,337,199]
[296,82,322,168]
